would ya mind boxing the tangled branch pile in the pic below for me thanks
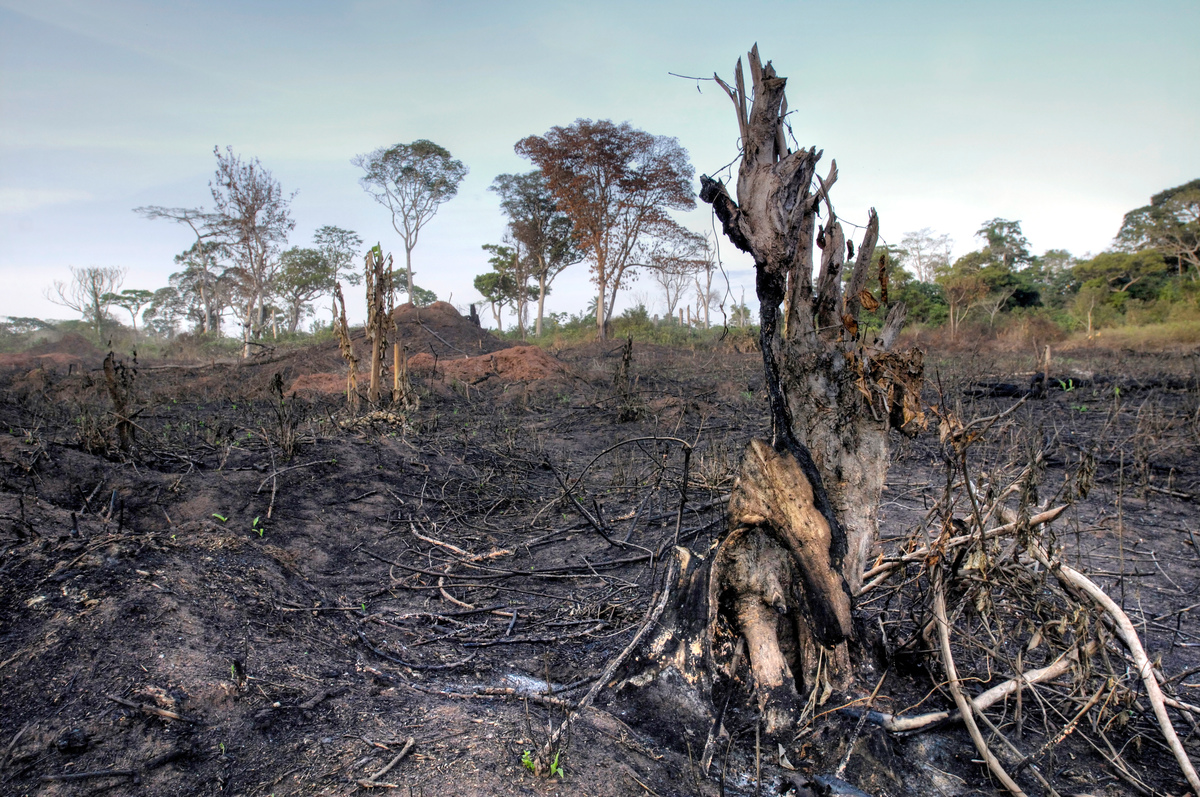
[846,396,1200,796]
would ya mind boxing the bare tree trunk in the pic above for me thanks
[365,249,395,405]
[625,46,924,738]
[535,276,547,337]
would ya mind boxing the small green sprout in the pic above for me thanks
[252,516,264,537]
[212,514,228,523]
[521,750,535,773]
[550,751,565,779]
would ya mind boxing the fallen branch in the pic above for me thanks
[932,572,1028,797]
[356,736,415,789]
[858,504,1067,595]
[105,693,206,724]
[533,553,678,775]
[1025,540,1200,796]
[866,641,1096,734]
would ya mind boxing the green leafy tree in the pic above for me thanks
[277,247,335,333]
[1072,250,1169,309]
[1116,180,1200,280]
[313,225,363,289]
[103,288,154,335]
[490,170,581,336]
[475,244,535,331]
[142,286,188,338]
[935,255,988,339]
[409,285,437,307]
[976,218,1032,271]
[1029,249,1078,309]
[353,140,468,298]
[170,241,230,334]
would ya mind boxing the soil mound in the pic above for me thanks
[408,345,569,383]
[0,332,103,372]
[392,301,507,358]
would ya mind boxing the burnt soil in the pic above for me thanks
[0,321,1198,797]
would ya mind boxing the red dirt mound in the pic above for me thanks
[0,333,103,372]
[408,345,569,383]
[392,301,507,358]
[288,371,352,396]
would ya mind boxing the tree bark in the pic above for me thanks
[623,45,924,738]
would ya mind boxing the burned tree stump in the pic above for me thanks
[621,45,923,739]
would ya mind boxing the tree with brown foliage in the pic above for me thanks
[516,120,694,339]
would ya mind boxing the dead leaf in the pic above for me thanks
[841,314,858,338]
[858,290,880,312]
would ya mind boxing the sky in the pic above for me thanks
[1,0,1197,330]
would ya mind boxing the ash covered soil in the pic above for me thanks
[1,309,1199,796]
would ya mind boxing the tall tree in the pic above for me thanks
[899,227,952,283]
[170,241,228,334]
[490,170,581,336]
[313,225,364,289]
[976,217,1032,271]
[45,266,125,342]
[276,247,335,334]
[134,206,228,336]
[104,288,154,335]
[208,146,295,354]
[142,286,187,338]
[516,119,695,339]
[1116,179,1200,280]
[353,140,468,297]
[936,255,989,338]
[475,244,535,331]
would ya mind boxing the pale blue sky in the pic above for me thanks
[2,0,1197,326]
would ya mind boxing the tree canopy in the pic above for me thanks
[353,140,468,297]
[1116,179,1200,279]
[516,119,695,338]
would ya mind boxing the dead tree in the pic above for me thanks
[619,46,924,738]
[332,283,360,413]
[364,246,395,405]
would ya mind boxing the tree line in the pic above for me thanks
[879,179,1199,339]
[39,132,1199,348]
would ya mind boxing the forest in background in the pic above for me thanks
[6,127,1198,357]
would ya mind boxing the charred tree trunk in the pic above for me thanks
[365,247,395,406]
[621,46,924,738]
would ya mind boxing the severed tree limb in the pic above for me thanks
[533,554,677,775]
[1025,539,1200,796]
[867,640,1096,734]
[857,504,1068,595]
[932,571,1028,797]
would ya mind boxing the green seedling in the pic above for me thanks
[521,750,535,773]
[252,516,264,537]
[212,514,228,523]
[550,751,565,779]
[1058,378,1075,392]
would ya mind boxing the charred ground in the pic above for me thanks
[0,317,1198,796]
